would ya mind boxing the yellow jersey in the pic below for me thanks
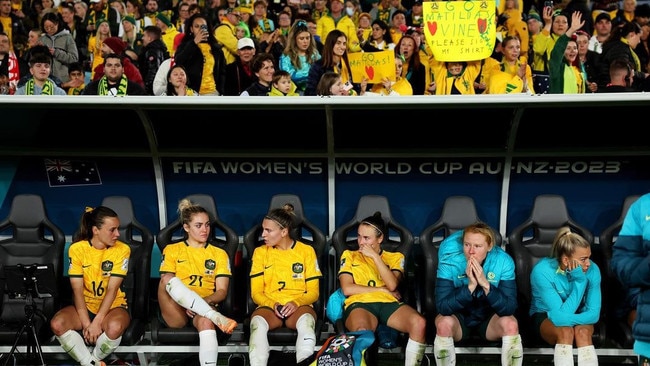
[249,240,322,309]
[68,240,130,314]
[338,249,404,308]
[159,241,232,298]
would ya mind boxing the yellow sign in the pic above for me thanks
[423,1,496,61]
[348,50,396,84]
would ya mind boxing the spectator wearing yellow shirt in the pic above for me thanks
[317,0,360,52]
[156,11,179,56]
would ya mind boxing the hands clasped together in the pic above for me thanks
[466,256,490,295]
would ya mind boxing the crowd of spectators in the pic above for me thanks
[1,0,650,95]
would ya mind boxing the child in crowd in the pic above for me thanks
[63,62,86,95]
[361,54,413,96]
[269,70,299,96]
[429,58,482,95]
[316,71,353,96]
[15,52,67,95]
[235,25,247,40]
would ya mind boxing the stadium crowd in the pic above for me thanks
[1,0,650,96]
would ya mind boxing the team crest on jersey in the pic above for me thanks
[487,271,496,282]
[205,259,216,270]
[204,259,216,275]
[102,260,113,276]
[292,263,304,273]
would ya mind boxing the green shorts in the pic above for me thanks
[342,301,403,325]
[531,312,549,344]
[456,312,493,342]
[89,305,129,321]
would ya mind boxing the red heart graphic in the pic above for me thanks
[365,65,374,80]
[477,18,487,33]
[427,21,437,36]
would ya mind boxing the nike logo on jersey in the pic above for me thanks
[82,265,92,268]
[351,264,360,267]
[177,260,187,263]
[265,265,272,269]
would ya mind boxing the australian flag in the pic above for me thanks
[45,159,102,187]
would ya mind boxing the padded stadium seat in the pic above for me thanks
[418,195,502,342]
[151,194,239,345]
[242,193,328,345]
[0,194,65,362]
[506,194,603,347]
[598,194,641,349]
[100,196,154,346]
[330,195,414,335]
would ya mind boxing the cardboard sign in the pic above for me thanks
[348,50,396,83]
[423,1,496,61]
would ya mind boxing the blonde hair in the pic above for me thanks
[178,198,212,226]
[550,226,591,260]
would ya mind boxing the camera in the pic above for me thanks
[199,24,208,33]
[544,0,554,9]
[4,263,55,299]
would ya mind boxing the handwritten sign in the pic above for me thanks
[348,50,396,83]
[423,1,496,61]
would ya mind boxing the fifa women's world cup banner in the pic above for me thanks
[423,0,497,61]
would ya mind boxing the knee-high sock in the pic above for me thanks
[91,333,121,361]
[501,334,523,366]
[248,315,270,366]
[199,329,219,366]
[433,336,455,366]
[555,344,574,366]
[295,313,316,363]
[56,329,93,366]
[405,338,426,366]
[577,345,598,366]
[166,276,230,326]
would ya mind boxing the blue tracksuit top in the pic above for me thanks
[530,256,601,327]
[611,193,650,355]
[435,230,518,328]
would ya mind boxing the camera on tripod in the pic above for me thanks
[3,263,56,300]
[0,263,57,366]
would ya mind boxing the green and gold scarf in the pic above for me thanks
[98,74,128,96]
[25,78,54,95]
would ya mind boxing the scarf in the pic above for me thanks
[621,37,641,72]
[312,9,329,23]
[4,52,20,93]
[90,5,110,27]
[98,74,128,96]
[253,17,273,40]
[500,59,522,74]
[377,5,391,25]
[25,78,54,95]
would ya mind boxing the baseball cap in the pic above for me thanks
[595,12,611,23]
[237,37,255,50]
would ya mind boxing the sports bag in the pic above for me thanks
[310,330,375,366]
